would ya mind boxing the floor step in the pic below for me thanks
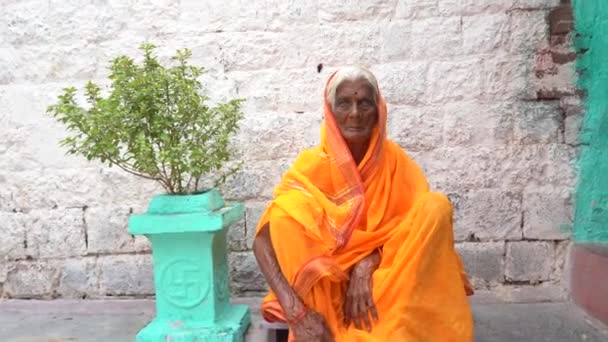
[0,299,606,341]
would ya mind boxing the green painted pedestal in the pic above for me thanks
[128,189,250,342]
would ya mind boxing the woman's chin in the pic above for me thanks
[342,132,372,145]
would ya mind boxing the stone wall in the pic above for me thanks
[0,0,579,301]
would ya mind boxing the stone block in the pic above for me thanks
[236,112,321,162]
[220,159,292,200]
[560,95,584,117]
[564,111,582,146]
[0,212,26,260]
[395,0,440,18]
[490,145,543,190]
[318,0,393,22]
[492,282,567,303]
[231,69,327,113]
[451,190,522,241]
[562,96,583,145]
[124,0,179,37]
[0,47,18,85]
[450,0,559,16]
[447,0,505,15]
[514,102,562,144]
[388,105,444,152]
[217,31,290,72]
[229,252,267,294]
[523,188,572,239]
[456,242,505,287]
[25,208,86,259]
[411,17,463,59]
[85,207,134,254]
[552,240,570,282]
[280,24,383,69]
[482,54,535,100]
[380,21,412,62]
[245,201,268,249]
[98,254,154,296]
[490,143,575,192]
[0,84,97,171]
[228,218,248,252]
[505,241,555,283]
[133,235,152,253]
[10,1,131,47]
[12,169,102,210]
[544,144,577,187]
[533,61,577,99]
[0,130,41,174]
[442,101,513,146]
[13,44,98,83]
[0,185,15,212]
[3,260,59,298]
[180,0,318,33]
[0,130,37,173]
[416,146,503,192]
[0,261,8,283]
[1,1,57,46]
[462,14,510,54]
[372,62,429,106]
[57,257,99,298]
[97,168,163,210]
[427,58,484,104]
[508,10,549,53]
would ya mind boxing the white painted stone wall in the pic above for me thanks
[0,0,580,301]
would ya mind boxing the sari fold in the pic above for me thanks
[255,71,474,341]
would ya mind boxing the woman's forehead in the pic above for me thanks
[336,79,375,97]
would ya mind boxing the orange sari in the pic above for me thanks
[256,72,474,341]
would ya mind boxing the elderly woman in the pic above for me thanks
[253,66,474,342]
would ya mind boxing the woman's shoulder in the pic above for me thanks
[290,146,331,172]
[385,139,415,162]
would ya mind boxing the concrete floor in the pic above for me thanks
[0,299,607,342]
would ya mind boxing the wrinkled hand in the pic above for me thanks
[343,259,378,332]
[291,309,335,342]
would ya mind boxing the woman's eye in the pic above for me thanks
[337,101,350,110]
[359,101,373,109]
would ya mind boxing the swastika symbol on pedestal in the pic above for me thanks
[161,259,209,308]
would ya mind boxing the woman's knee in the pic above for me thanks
[416,192,453,218]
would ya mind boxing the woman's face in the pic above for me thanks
[333,79,378,146]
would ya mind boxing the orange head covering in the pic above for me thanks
[318,68,389,247]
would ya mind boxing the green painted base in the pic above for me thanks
[135,304,251,342]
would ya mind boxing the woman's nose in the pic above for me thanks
[349,104,362,118]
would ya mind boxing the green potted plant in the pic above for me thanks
[48,43,250,341]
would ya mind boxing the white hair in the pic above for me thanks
[326,65,379,110]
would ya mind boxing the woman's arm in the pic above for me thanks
[252,223,306,320]
[355,249,381,272]
[253,223,335,341]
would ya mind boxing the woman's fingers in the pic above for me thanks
[370,301,379,322]
[343,292,352,327]
[363,308,373,332]
[360,292,376,331]
[366,292,378,323]
[353,299,363,330]
[344,275,378,331]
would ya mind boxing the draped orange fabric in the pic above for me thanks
[255,71,474,341]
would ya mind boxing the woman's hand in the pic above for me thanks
[343,251,381,331]
[290,309,335,342]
